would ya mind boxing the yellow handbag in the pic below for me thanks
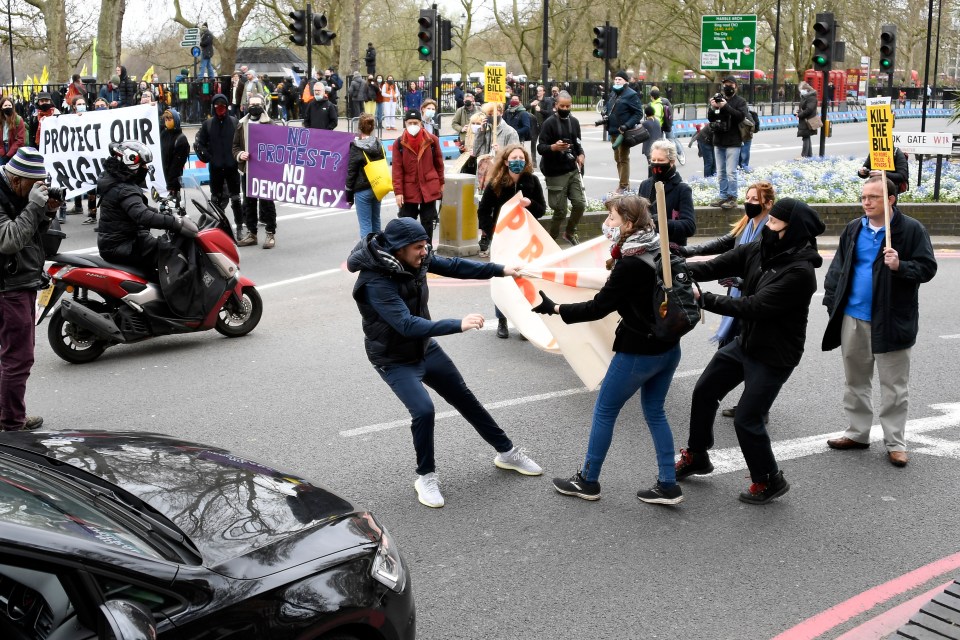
[363,150,393,201]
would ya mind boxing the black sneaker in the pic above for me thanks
[637,481,684,505]
[553,471,600,501]
[738,470,790,505]
[675,448,714,481]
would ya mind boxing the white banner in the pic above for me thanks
[38,104,167,199]
[489,194,618,390]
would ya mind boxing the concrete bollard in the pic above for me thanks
[436,173,480,257]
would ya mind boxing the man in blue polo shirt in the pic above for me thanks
[821,176,937,467]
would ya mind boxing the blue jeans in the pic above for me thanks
[582,346,681,485]
[698,141,716,177]
[376,341,513,475]
[199,57,216,79]
[739,140,752,168]
[354,188,382,238]
[714,145,741,200]
[665,129,682,156]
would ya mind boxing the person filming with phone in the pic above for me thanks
[536,91,585,245]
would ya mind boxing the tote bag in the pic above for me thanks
[806,114,823,130]
[363,150,393,201]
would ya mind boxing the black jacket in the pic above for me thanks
[194,110,238,168]
[97,158,181,263]
[345,137,385,197]
[688,199,825,369]
[796,92,819,137]
[0,174,48,292]
[502,107,531,141]
[477,172,545,237]
[200,29,214,59]
[638,172,696,245]
[159,110,190,189]
[559,246,679,355]
[822,208,937,354]
[303,98,338,130]
[707,92,749,147]
[347,234,504,366]
[537,114,583,177]
[604,86,643,135]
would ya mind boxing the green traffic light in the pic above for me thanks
[814,55,827,66]
[419,45,432,56]
[880,59,892,68]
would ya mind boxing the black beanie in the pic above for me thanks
[614,70,629,82]
[770,199,794,224]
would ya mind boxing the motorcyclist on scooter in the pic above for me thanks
[96,140,198,273]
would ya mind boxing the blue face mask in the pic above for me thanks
[612,83,625,92]
[507,159,526,174]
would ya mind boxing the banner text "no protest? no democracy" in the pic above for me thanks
[246,125,355,209]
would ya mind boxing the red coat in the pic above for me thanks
[391,131,444,203]
[2,116,25,159]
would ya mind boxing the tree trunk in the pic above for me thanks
[115,0,125,71]
[96,0,124,81]
[350,0,360,73]
[22,0,68,83]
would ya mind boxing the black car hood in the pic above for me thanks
[0,431,369,577]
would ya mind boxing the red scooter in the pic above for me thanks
[36,179,262,364]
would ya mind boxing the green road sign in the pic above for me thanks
[700,15,757,71]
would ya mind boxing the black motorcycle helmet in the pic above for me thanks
[108,140,156,182]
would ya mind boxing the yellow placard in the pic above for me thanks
[484,62,506,103]
[866,98,894,171]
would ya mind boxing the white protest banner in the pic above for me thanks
[489,194,617,390]
[39,104,166,199]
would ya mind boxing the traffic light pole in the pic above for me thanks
[603,20,610,143]
[818,69,828,157]
[305,3,313,85]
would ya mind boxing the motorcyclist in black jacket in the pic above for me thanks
[97,140,197,273]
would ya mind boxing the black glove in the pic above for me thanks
[178,216,199,239]
[718,277,743,289]
[531,290,558,315]
[345,190,354,206]
[618,125,626,133]
[669,242,692,257]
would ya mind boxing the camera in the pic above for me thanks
[44,176,65,202]
[712,93,725,104]
[594,115,609,127]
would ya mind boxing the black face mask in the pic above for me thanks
[464,102,474,110]
[1,107,12,117]
[744,202,764,218]
[557,109,570,119]
[650,162,675,181]
[37,103,53,112]
[248,106,264,119]
[760,226,782,255]
[722,86,736,97]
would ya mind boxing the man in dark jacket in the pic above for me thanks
[302,82,338,130]
[822,176,937,467]
[348,72,364,119]
[232,95,277,249]
[159,108,190,198]
[0,147,58,432]
[502,96,531,142]
[675,198,825,505]
[199,22,216,79]
[364,43,376,75]
[537,92,585,243]
[857,147,909,194]
[605,70,643,193]
[195,93,243,238]
[97,141,197,272]
[707,76,750,209]
[347,217,542,508]
[116,65,135,107]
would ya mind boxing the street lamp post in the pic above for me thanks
[6,0,14,83]
[772,0,782,113]
[541,0,549,88]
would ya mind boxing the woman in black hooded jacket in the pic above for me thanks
[674,197,825,505]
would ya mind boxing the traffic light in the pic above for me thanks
[607,26,619,59]
[592,26,607,59]
[440,19,453,52]
[417,8,436,61]
[313,12,336,46]
[879,24,897,74]
[811,12,835,71]
[288,10,306,46]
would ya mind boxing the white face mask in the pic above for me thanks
[601,222,621,243]
[75,104,87,112]
[423,109,435,120]
[406,124,421,136]
[470,124,481,133]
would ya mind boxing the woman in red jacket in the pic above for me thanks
[0,96,25,166]
[392,109,444,242]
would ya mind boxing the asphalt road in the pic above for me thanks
[30,118,960,639]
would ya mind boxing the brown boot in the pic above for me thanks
[237,232,258,247]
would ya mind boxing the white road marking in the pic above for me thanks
[941,334,960,340]
[340,367,705,437]
[258,268,342,290]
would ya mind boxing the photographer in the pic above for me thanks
[537,91,585,244]
[706,76,750,209]
[603,70,644,194]
[0,147,60,432]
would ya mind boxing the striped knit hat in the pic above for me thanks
[5,147,46,180]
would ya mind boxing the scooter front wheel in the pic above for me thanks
[48,307,109,364]
[216,287,263,337]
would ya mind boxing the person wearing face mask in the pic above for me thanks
[603,70,643,194]
[392,110,444,243]
[233,95,278,249]
[324,68,343,105]
[419,99,438,136]
[707,76,750,209]
[502,96,531,143]
[363,75,379,117]
[380,76,399,130]
[476,144,545,337]
[93,98,109,111]
[403,81,423,112]
[0,96,26,167]
[346,113,386,238]
[159,109,190,202]
[451,92,477,146]
[66,97,98,223]
[451,112,484,174]
[99,75,121,109]
[676,198,825,505]
[29,93,60,147]
[373,75,387,127]
[0,147,62,433]
[195,94,243,238]
[533,195,685,505]
[536,91,585,244]
[795,81,819,158]
[637,139,695,246]
[302,82,338,131]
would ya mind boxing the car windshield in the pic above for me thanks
[0,456,163,560]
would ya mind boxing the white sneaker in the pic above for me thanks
[414,472,444,508]
[494,446,543,476]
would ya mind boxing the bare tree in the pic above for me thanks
[172,0,258,74]
[21,0,68,80]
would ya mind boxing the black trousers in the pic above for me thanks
[687,339,793,482]
[399,201,438,242]
[209,165,243,227]
[240,176,277,234]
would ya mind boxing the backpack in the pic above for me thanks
[637,251,703,342]
[749,109,760,132]
[662,102,673,129]
[738,114,755,141]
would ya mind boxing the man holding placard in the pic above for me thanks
[822,176,937,468]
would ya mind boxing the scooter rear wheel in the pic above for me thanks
[48,307,108,364]
[215,287,263,337]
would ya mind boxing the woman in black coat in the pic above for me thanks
[796,82,819,157]
[637,139,696,245]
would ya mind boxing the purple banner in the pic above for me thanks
[246,124,355,209]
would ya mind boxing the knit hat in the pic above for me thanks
[382,218,429,253]
[403,109,421,122]
[6,147,46,180]
[211,93,228,105]
[769,198,826,249]
[110,75,121,85]
[36,92,52,103]
[614,70,630,82]
[769,198,795,223]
